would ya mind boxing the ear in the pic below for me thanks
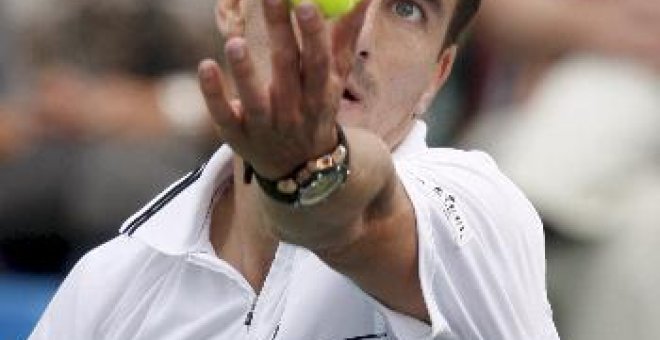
[413,44,458,116]
[216,0,245,37]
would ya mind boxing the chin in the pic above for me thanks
[337,99,367,127]
[337,112,367,130]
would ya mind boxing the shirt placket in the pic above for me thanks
[186,242,296,340]
[245,243,296,340]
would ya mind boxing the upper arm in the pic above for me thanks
[392,150,554,339]
[322,149,556,339]
[315,145,425,320]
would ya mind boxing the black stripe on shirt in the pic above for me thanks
[123,163,205,236]
[345,333,388,340]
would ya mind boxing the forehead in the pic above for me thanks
[428,0,460,33]
[240,0,457,19]
[237,0,458,54]
[421,0,450,15]
[422,0,459,29]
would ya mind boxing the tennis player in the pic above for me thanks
[31,0,559,338]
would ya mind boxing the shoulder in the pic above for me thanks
[392,148,555,338]
[31,236,171,338]
[397,147,545,252]
[60,235,178,313]
[395,147,502,186]
[72,235,164,283]
[394,147,537,228]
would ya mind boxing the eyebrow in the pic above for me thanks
[420,0,444,15]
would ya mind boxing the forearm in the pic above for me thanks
[253,127,427,320]
[201,0,428,321]
[254,127,396,250]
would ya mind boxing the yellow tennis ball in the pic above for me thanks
[290,0,360,19]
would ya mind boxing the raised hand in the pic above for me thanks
[199,0,368,180]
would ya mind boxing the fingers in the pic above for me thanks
[295,3,332,108]
[225,37,270,126]
[263,0,301,79]
[263,0,303,126]
[333,0,371,79]
[198,59,240,129]
[627,0,660,22]
[214,0,369,134]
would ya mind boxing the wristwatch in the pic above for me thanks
[244,124,350,207]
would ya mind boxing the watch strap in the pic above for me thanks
[245,124,350,206]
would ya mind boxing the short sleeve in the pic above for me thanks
[376,149,557,339]
[29,257,88,339]
[29,236,147,339]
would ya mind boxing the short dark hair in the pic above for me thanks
[446,0,481,45]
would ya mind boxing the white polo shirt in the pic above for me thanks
[31,121,559,340]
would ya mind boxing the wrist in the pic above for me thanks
[245,124,350,207]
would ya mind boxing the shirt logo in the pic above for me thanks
[432,186,471,246]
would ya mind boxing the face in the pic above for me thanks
[218,0,458,149]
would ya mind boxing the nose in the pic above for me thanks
[354,1,378,61]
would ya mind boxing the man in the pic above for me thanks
[31,0,559,338]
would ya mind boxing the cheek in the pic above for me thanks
[365,43,437,135]
[374,28,438,101]
[377,54,436,111]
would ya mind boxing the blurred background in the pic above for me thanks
[1,0,660,338]
[0,0,219,337]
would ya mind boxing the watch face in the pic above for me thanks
[298,166,348,206]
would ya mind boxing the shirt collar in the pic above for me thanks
[393,119,428,160]
[120,120,428,255]
[119,144,235,255]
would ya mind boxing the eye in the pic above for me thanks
[391,0,424,22]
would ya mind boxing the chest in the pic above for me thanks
[100,252,392,340]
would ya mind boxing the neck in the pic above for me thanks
[209,155,279,293]
[384,116,416,151]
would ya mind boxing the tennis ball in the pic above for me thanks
[290,0,361,19]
